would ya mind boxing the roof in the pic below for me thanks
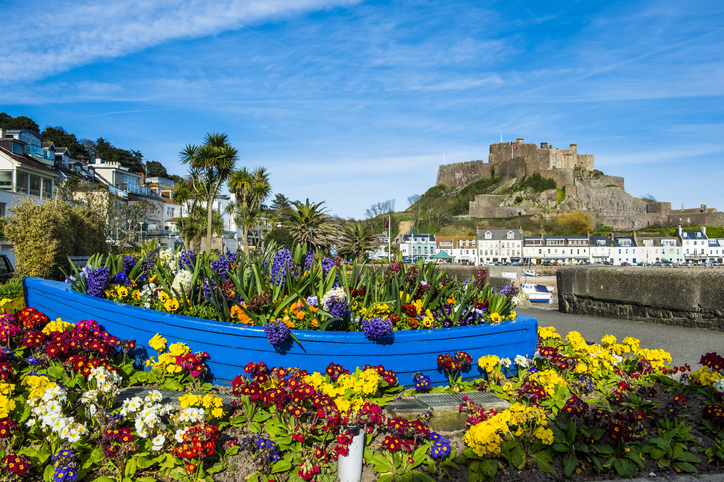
[0,145,60,175]
[589,236,614,247]
[433,251,452,259]
[709,239,721,247]
[613,236,637,247]
[400,234,435,242]
[477,228,523,240]
[679,230,707,240]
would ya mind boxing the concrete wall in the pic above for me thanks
[557,266,724,330]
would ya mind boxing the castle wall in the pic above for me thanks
[663,211,724,228]
[585,174,625,190]
[436,161,492,187]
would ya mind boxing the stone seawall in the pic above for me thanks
[557,267,724,331]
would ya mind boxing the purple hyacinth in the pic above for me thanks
[304,252,314,271]
[327,299,350,320]
[178,249,196,271]
[112,272,131,286]
[202,278,217,300]
[211,256,231,279]
[264,321,291,345]
[225,250,239,265]
[270,248,293,286]
[142,250,158,277]
[362,317,393,339]
[122,255,136,274]
[87,266,111,297]
[321,257,339,287]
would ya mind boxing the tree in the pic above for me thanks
[41,126,87,159]
[282,199,338,253]
[106,198,155,253]
[0,113,40,133]
[227,167,271,255]
[180,133,238,255]
[337,223,378,260]
[557,211,593,236]
[265,227,295,251]
[270,193,290,215]
[365,199,395,231]
[172,177,196,251]
[408,194,422,230]
[146,160,169,178]
[174,205,224,250]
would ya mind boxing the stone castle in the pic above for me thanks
[435,138,723,231]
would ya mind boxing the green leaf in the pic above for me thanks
[124,458,137,478]
[677,462,699,473]
[272,460,292,474]
[531,453,556,473]
[46,364,66,379]
[562,453,579,478]
[91,477,116,482]
[676,452,702,464]
[43,464,54,482]
[136,456,155,469]
[135,478,157,482]
[84,448,105,469]
[378,475,394,482]
[371,453,393,473]
[161,378,183,391]
[613,458,633,477]
[252,411,271,422]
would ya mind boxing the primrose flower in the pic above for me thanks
[152,434,166,451]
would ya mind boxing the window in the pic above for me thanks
[42,179,52,198]
[29,175,41,196]
[166,207,174,217]
[16,172,28,194]
[484,231,492,239]
[0,171,11,190]
[0,203,5,217]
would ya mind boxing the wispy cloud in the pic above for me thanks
[0,0,360,84]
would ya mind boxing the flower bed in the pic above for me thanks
[0,297,723,481]
[63,247,524,342]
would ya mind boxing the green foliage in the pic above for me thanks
[518,173,557,193]
[0,277,22,299]
[557,211,593,236]
[4,198,107,279]
[667,226,724,238]
[556,187,566,204]
[41,126,87,159]
[93,137,145,173]
[265,227,295,251]
[0,112,40,133]
[145,160,169,177]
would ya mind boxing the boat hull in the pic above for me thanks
[24,278,538,387]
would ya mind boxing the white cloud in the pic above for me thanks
[0,0,359,83]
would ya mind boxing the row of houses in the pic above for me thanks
[0,128,259,263]
[397,227,723,266]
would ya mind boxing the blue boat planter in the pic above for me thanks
[24,277,538,387]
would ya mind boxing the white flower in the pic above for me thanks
[81,390,99,405]
[612,354,624,365]
[713,378,724,393]
[178,407,205,423]
[26,418,36,428]
[152,434,166,451]
[145,391,162,403]
[159,248,175,268]
[120,397,143,416]
[172,270,193,295]
[514,354,529,368]
[175,427,190,443]
[321,287,346,309]
[500,357,512,368]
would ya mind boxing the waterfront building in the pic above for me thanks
[476,228,523,265]
[399,233,436,263]
[435,236,476,264]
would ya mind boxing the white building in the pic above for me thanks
[522,235,589,265]
[477,228,523,265]
[612,236,637,266]
[399,234,436,263]
[677,226,708,264]
[435,236,476,264]
[635,236,683,265]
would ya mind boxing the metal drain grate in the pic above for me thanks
[386,397,430,412]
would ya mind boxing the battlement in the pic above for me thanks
[488,138,594,171]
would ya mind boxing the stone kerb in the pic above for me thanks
[557,267,724,331]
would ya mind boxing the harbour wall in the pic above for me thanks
[557,266,724,331]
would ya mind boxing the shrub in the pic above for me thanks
[5,198,106,279]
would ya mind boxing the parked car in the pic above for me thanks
[0,255,14,284]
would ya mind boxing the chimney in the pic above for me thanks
[540,142,548,149]
[516,138,524,144]
[677,225,683,237]
[702,226,707,236]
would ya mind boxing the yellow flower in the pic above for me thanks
[164,298,180,313]
[202,394,223,409]
[149,334,167,352]
[158,291,170,303]
[334,397,351,413]
[211,407,224,418]
[490,313,502,323]
[0,383,14,396]
[601,334,617,346]
[478,355,501,373]
[42,318,74,335]
[132,290,141,300]
[538,326,561,341]
[534,427,554,445]
[508,311,517,320]
[117,286,129,298]
[168,342,190,357]
[0,394,16,418]
[179,393,202,408]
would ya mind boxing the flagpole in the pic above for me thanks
[387,214,391,265]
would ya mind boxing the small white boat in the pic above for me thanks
[521,283,553,303]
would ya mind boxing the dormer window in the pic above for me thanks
[597,240,606,246]
[619,239,631,247]
[506,231,515,239]
[484,231,492,240]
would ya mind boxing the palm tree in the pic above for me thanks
[282,199,338,253]
[175,205,224,250]
[337,223,379,260]
[227,167,271,255]
[179,133,238,255]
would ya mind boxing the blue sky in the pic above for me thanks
[1,0,723,219]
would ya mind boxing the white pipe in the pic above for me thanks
[338,426,364,482]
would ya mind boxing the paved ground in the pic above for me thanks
[518,305,724,369]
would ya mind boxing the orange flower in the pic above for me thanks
[408,317,419,329]
[296,311,305,320]
[230,305,252,325]
[312,319,319,328]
